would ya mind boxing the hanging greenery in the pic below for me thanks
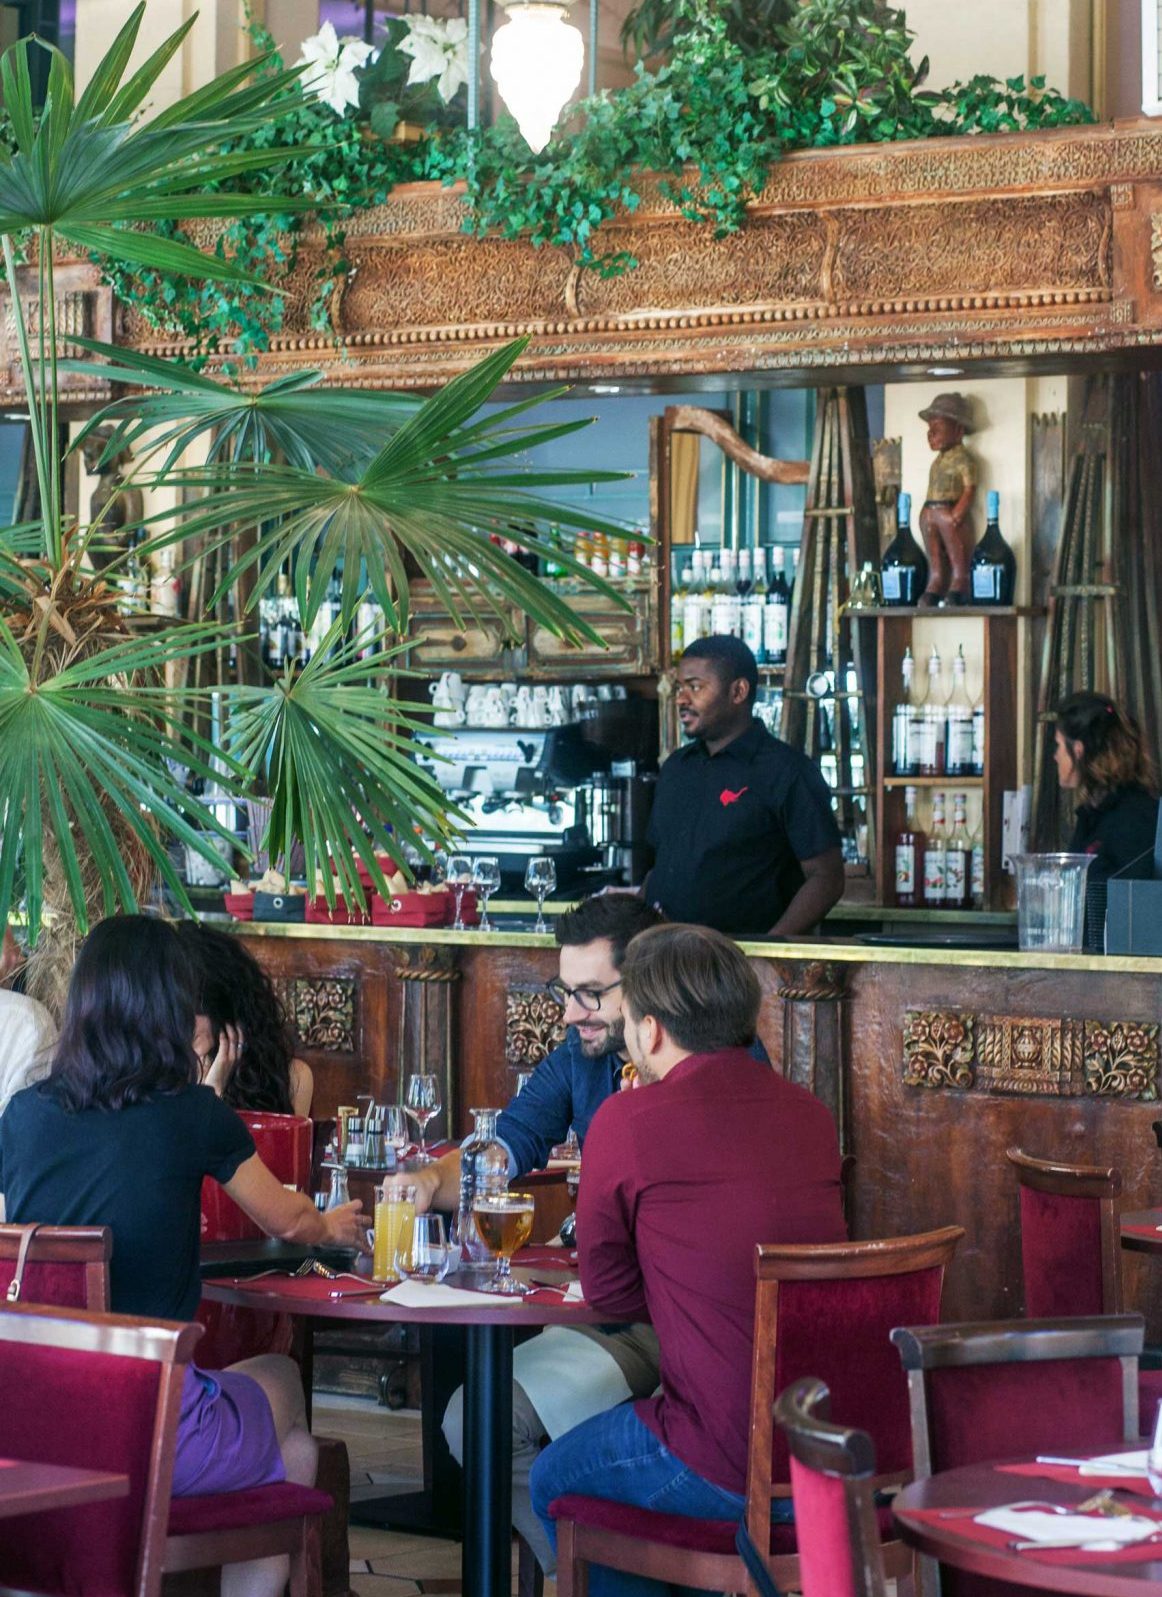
[95,0,1094,357]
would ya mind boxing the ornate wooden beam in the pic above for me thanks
[105,118,1162,392]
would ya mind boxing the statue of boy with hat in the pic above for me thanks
[917,392,977,606]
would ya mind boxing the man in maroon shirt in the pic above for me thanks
[529,922,846,1595]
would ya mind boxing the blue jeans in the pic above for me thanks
[530,1401,792,1597]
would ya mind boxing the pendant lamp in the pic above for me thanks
[490,2,585,154]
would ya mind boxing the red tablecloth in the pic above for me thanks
[997,1461,1155,1499]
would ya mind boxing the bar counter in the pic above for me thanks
[228,919,1162,1334]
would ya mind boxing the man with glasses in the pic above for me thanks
[412,893,665,1576]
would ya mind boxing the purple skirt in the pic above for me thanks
[172,1364,286,1497]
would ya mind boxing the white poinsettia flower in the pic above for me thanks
[296,21,376,115]
[398,15,470,104]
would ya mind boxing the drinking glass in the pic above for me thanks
[373,1180,416,1282]
[472,1190,536,1295]
[404,1072,442,1164]
[472,856,501,931]
[524,857,557,934]
[1148,1405,1162,1495]
[396,1213,453,1284]
[446,853,473,931]
[383,1104,408,1159]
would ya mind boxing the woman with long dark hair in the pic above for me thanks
[0,915,364,1597]
[1054,690,1160,949]
[175,921,313,1117]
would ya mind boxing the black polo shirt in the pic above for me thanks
[645,719,841,936]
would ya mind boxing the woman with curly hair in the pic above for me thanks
[175,921,313,1118]
[1054,690,1160,949]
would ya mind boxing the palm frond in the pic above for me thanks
[223,626,464,911]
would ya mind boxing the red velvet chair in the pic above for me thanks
[0,1222,111,1309]
[550,1224,964,1597]
[1005,1145,1162,1433]
[198,1110,313,1369]
[774,1377,886,1597]
[892,1312,1144,1597]
[0,1300,198,1597]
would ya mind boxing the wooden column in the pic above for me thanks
[778,961,849,1153]
[393,947,461,1135]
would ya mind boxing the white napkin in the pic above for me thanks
[379,1280,524,1308]
[564,1280,585,1302]
[1080,1450,1150,1475]
[975,1506,1162,1549]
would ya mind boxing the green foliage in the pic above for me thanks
[94,0,1096,354]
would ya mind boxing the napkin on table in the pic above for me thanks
[974,1505,1162,1550]
[379,1281,525,1308]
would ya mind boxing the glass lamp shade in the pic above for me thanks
[490,3,585,154]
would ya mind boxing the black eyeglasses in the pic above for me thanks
[545,977,621,1013]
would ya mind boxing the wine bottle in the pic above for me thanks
[743,548,767,661]
[922,793,948,908]
[682,550,707,648]
[895,785,926,908]
[920,647,945,777]
[970,490,1017,606]
[945,646,975,778]
[880,491,929,607]
[764,548,790,666]
[671,558,691,658]
[944,793,972,909]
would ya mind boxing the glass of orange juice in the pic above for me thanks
[374,1180,417,1282]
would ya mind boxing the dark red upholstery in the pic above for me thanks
[548,1492,894,1556]
[1140,1368,1162,1435]
[168,1481,332,1534]
[0,1340,163,1596]
[789,1457,860,1597]
[1017,1186,1104,1317]
[772,1268,943,1481]
[197,1111,311,1368]
[0,1260,91,1308]
[926,1356,1127,1473]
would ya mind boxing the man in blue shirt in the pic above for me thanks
[413,894,665,1575]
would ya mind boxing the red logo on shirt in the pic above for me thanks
[719,786,749,807]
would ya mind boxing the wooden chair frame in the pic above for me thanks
[0,1301,199,1597]
[1005,1145,1123,1314]
[555,1224,964,1597]
[775,1377,886,1597]
[0,1222,112,1310]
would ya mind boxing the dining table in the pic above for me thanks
[0,1458,129,1520]
[1120,1210,1162,1255]
[202,1252,628,1597]
[894,1447,1162,1594]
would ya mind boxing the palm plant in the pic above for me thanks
[0,7,630,1006]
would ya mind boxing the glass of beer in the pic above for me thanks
[374,1180,417,1283]
[472,1190,536,1295]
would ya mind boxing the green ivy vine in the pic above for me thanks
[99,0,1095,358]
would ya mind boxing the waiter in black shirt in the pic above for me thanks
[644,635,845,937]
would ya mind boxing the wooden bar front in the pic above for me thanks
[234,922,1162,1335]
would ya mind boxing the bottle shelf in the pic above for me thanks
[883,776,984,789]
[853,605,1033,619]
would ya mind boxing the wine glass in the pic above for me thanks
[446,853,473,930]
[404,1072,442,1164]
[1148,1404,1162,1495]
[472,1190,536,1295]
[472,856,501,931]
[524,856,557,934]
[383,1104,408,1159]
[396,1213,453,1284]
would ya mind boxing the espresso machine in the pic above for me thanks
[414,696,657,892]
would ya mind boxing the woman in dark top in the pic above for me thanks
[1054,691,1160,950]
[0,916,365,1597]
[174,920,314,1117]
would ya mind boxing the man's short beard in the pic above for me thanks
[578,1015,625,1058]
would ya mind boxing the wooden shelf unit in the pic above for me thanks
[864,610,1018,909]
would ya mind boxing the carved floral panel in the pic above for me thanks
[506,984,566,1070]
[274,976,357,1054]
[903,1010,1158,1100]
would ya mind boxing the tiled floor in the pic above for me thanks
[316,1394,553,1597]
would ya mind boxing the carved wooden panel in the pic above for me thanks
[406,601,525,675]
[903,1010,1159,1100]
[275,976,357,1054]
[2,264,114,401]
[527,583,657,678]
[506,983,566,1069]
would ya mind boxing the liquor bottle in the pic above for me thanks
[945,645,975,778]
[790,546,801,598]
[944,793,972,909]
[743,547,767,661]
[971,693,985,778]
[880,491,930,607]
[765,547,790,666]
[922,792,948,908]
[682,550,707,647]
[736,548,753,598]
[970,818,985,909]
[907,647,928,775]
[970,490,1017,606]
[455,1107,508,1268]
[892,647,918,777]
[920,647,945,777]
[712,549,741,636]
[895,785,926,908]
[670,559,690,659]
